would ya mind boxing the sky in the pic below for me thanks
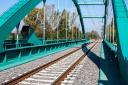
[0,0,128,36]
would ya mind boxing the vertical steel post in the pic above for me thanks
[43,3,46,44]
[65,1,68,41]
[16,23,20,48]
[76,29,78,40]
[72,25,73,40]
[57,0,59,42]
[75,28,76,40]
[16,27,19,48]
[79,24,80,40]
[66,16,68,41]
[64,0,66,41]
[51,8,53,40]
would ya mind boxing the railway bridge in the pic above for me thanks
[0,0,128,85]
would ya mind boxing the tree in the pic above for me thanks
[57,9,69,39]
[85,30,100,40]
[24,4,82,40]
[24,8,43,38]
[45,4,59,39]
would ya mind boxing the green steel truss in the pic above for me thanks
[112,0,128,84]
[0,0,87,52]
[73,0,106,37]
[0,0,42,52]
[0,0,128,83]
[72,0,86,37]
[0,0,106,52]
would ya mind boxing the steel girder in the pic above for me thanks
[0,0,42,52]
[0,0,87,52]
[72,0,86,37]
[112,0,128,84]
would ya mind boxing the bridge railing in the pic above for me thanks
[103,40,117,54]
[3,39,84,49]
[0,39,89,71]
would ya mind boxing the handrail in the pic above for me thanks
[103,40,117,54]
[3,40,86,52]
[0,0,30,26]
[0,0,29,18]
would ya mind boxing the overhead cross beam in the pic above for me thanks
[73,0,106,38]
[78,3,104,5]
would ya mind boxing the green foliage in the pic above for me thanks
[105,18,117,43]
[24,4,82,40]
[86,30,100,40]
[24,8,43,37]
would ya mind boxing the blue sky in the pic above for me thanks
[0,0,128,35]
[0,0,75,15]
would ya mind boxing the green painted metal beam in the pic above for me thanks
[0,0,42,52]
[27,28,42,45]
[112,0,128,84]
[72,0,86,38]
[103,40,117,54]
[0,40,87,71]
[0,0,87,53]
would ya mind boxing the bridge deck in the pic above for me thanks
[72,41,122,85]
[73,41,101,85]
[0,42,123,85]
[0,47,80,84]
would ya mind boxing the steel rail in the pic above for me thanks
[53,41,98,85]
[2,41,97,85]
[2,47,82,85]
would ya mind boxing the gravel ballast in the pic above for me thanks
[73,41,101,85]
[0,46,81,84]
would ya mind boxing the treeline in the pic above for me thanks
[85,30,100,40]
[8,4,100,40]
[102,18,117,43]
[24,4,83,40]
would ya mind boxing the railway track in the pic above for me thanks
[2,41,98,85]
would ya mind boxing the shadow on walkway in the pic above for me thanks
[81,42,123,85]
